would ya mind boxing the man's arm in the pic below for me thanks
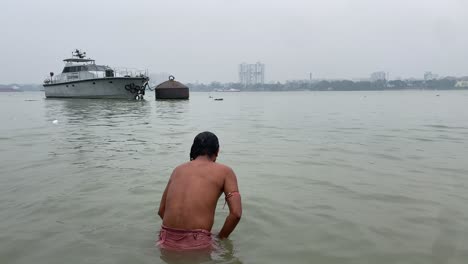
[218,167,242,239]
[157,172,173,219]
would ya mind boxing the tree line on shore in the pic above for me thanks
[187,78,465,92]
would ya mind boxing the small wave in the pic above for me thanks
[374,153,404,161]
[406,137,434,142]
[359,193,438,205]
[424,124,468,130]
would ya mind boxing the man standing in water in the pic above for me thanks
[157,131,242,250]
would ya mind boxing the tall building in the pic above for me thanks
[424,72,438,81]
[239,62,265,86]
[370,71,386,82]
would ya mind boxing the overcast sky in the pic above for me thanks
[1,0,467,84]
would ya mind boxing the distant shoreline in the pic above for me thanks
[0,89,23,92]
[199,88,467,92]
[1,88,466,93]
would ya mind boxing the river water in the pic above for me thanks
[1,91,467,264]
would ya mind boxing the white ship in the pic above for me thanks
[43,50,149,99]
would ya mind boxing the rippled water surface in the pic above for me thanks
[1,91,468,264]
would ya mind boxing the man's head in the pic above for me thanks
[190,131,219,161]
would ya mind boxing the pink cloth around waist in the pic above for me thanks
[157,225,213,251]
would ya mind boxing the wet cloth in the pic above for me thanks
[157,225,213,251]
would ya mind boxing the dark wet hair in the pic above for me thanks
[190,131,219,161]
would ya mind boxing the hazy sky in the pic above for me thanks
[1,0,467,84]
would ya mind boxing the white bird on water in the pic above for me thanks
[52,120,58,124]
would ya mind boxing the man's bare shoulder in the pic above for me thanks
[173,162,191,171]
[172,161,234,177]
[213,162,235,175]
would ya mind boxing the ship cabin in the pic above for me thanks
[54,58,114,83]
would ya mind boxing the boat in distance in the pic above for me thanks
[213,88,241,92]
[43,49,149,100]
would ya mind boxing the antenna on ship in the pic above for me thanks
[72,49,86,59]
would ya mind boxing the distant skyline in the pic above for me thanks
[1,0,467,84]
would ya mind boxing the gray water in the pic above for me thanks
[1,91,468,264]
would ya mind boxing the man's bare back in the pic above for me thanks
[157,132,242,247]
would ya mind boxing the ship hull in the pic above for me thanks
[43,77,147,99]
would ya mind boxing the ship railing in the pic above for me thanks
[113,67,148,78]
[44,72,100,83]
[44,69,148,84]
